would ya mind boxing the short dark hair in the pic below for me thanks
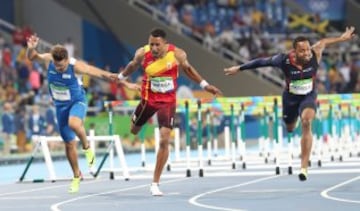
[293,36,311,49]
[150,28,166,39]
[51,45,68,61]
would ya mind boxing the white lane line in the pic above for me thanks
[50,177,188,211]
[234,188,314,193]
[320,175,360,204]
[0,196,58,200]
[188,175,280,211]
[0,179,102,197]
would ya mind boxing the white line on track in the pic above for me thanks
[0,196,58,200]
[188,175,280,211]
[50,177,188,211]
[320,175,360,204]
[234,188,314,193]
[0,179,102,197]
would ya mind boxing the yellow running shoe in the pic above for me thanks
[84,148,95,169]
[298,168,308,181]
[68,177,81,193]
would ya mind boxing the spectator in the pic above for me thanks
[45,101,59,136]
[166,3,180,30]
[28,105,46,138]
[29,64,41,95]
[88,92,103,116]
[12,27,24,65]
[14,105,27,153]
[1,102,15,154]
[339,62,350,86]
[2,45,12,68]
[215,27,239,51]
[344,62,359,93]
[22,25,33,41]
[4,81,19,105]
[0,33,4,67]
[17,62,30,94]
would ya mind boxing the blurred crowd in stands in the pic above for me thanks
[146,0,360,94]
[1,0,360,154]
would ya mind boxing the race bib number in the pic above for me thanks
[289,78,313,95]
[150,77,174,93]
[50,84,71,101]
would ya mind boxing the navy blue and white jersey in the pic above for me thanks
[240,51,319,95]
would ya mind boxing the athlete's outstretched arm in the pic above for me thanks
[74,61,118,81]
[117,48,145,81]
[175,48,222,96]
[224,54,283,76]
[26,34,52,67]
[74,62,141,90]
[120,80,141,91]
[312,26,356,62]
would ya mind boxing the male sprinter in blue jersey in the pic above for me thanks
[224,26,356,181]
[26,34,138,193]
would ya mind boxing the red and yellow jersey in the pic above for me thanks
[141,44,179,103]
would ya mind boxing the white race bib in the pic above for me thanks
[50,84,71,101]
[150,77,174,93]
[33,124,39,132]
[289,78,313,95]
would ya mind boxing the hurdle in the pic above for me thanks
[102,94,360,179]
[185,100,191,177]
[94,102,130,180]
[18,134,129,183]
[205,108,212,165]
[238,103,246,169]
[19,101,130,183]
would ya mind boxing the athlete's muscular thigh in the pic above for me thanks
[131,100,158,135]
[157,102,176,129]
[132,100,157,126]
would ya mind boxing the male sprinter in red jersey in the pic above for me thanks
[118,28,222,196]
[224,26,356,181]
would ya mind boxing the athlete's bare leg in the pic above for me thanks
[65,140,81,177]
[69,116,89,150]
[66,116,90,178]
[153,127,171,183]
[300,108,316,169]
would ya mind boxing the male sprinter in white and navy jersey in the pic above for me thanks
[224,26,356,181]
[26,34,138,193]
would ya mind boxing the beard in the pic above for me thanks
[297,53,312,65]
[151,51,159,58]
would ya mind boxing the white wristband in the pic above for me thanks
[199,80,209,89]
[117,72,126,80]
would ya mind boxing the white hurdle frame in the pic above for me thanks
[30,134,129,182]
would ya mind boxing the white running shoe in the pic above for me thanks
[150,183,163,196]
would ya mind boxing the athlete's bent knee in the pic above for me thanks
[159,140,169,150]
[130,125,141,135]
[68,121,81,131]
[301,118,312,131]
